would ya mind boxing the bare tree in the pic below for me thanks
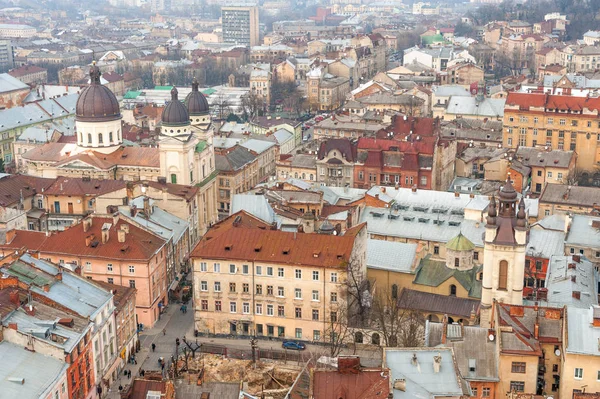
[371,287,424,347]
[239,92,263,120]
[323,304,351,358]
[213,94,231,120]
[343,256,372,328]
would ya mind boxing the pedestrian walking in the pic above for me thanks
[162,328,166,336]
[128,370,131,379]
[140,369,145,377]
[151,343,156,352]
[118,385,123,392]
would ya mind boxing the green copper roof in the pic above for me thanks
[155,85,174,90]
[195,140,207,153]
[421,34,445,45]
[201,88,216,96]
[413,256,482,299]
[446,232,475,251]
[123,91,141,99]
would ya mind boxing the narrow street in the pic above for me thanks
[105,297,382,397]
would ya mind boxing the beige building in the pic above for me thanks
[276,153,317,182]
[562,306,600,399]
[539,184,600,217]
[249,68,272,106]
[215,146,259,215]
[503,92,600,171]
[191,212,367,341]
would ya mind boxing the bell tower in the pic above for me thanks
[480,177,528,328]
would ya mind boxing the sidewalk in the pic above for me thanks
[105,302,195,398]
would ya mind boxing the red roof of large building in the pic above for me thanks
[191,217,365,268]
[0,175,55,207]
[0,215,166,261]
[505,92,600,112]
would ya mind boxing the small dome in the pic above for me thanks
[161,87,190,127]
[185,78,209,116]
[76,63,121,122]
[446,232,475,251]
[498,177,518,201]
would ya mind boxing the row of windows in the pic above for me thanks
[508,115,597,127]
[199,262,337,281]
[470,387,491,397]
[198,300,334,321]
[199,281,337,301]
[79,131,120,144]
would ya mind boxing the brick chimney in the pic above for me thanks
[338,356,361,374]
[118,229,126,243]
[83,218,92,233]
[101,226,110,244]
[85,234,94,247]
[9,290,19,306]
[24,303,35,316]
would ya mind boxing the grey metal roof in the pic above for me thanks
[426,322,499,382]
[385,348,468,398]
[0,341,68,399]
[14,254,111,318]
[546,255,598,309]
[0,73,29,93]
[527,227,565,259]
[566,305,600,355]
[432,85,471,97]
[316,186,366,205]
[367,239,417,273]
[446,96,505,118]
[0,94,78,134]
[540,184,600,206]
[532,214,567,231]
[516,146,574,168]
[215,146,256,172]
[240,138,276,154]
[230,194,276,224]
[565,214,600,249]
[122,197,188,244]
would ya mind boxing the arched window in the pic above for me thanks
[371,332,380,345]
[391,284,398,299]
[79,133,83,142]
[310,174,314,181]
[171,174,177,184]
[354,332,363,344]
[294,172,298,178]
[498,260,508,290]
[450,284,457,296]
[98,133,103,144]
[109,132,113,143]
[302,173,306,179]
[87,133,92,144]
[454,257,460,268]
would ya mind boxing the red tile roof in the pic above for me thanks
[1,216,166,261]
[44,176,127,197]
[312,367,391,399]
[191,220,365,268]
[0,175,55,207]
[506,92,600,112]
[8,65,46,78]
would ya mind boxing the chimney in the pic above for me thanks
[85,235,93,247]
[101,227,109,244]
[121,223,129,234]
[143,197,151,215]
[83,218,92,233]
[112,212,119,226]
[55,270,62,281]
[375,194,379,200]
[433,353,442,373]
[441,314,448,344]
[118,229,126,243]
[8,323,17,330]
[454,191,460,197]
[573,254,581,263]
[412,186,417,193]
[534,321,539,340]
[9,290,19,306]
[393,379,406,392]
[337,356,361,373]
[24,304,35,316]
[381,187,386,193]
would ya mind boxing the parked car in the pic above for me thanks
[282,340,306,350]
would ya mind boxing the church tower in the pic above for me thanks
[480,177,528,328]
[75,62,123,154]
[185,77,213,144]
[159,87,198,185]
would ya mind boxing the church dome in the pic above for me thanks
[76,63,121,122]
[161,87,190,127]
[185,78,209,116]
[446,232,475,252]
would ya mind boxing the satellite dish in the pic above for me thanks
[554,349,561,357]
[488,334,495,341]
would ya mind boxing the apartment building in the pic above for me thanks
[215,145,259,216]
[8,64,47,84]
[0,214,169,328]
[316,139,357,188]
[0,23,36,38]
[191,212,367,341]
[0,40,13,71]
[221,5,260,47]
[503,92,600,170]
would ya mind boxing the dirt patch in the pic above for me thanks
[185,354,301,396]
